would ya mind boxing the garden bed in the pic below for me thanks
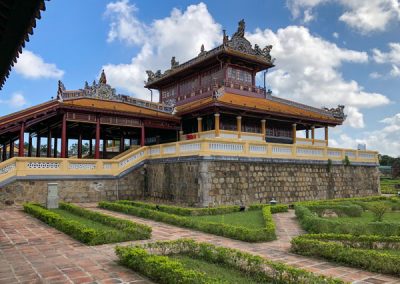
[99,201,288,242]
[24,202,151,245]
[291,234,400,275]
[116,239,343,284]
[381,177,400,194]
[294,196,400,236]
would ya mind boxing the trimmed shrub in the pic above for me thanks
[305,204,363,217]
[99,201,277,242]
[24,203,151,245]
[295,205,400,236]
[60,202,151,238]
[291,234,400,275]
[117,239,344,284]
[248,203,289,213]
[116,200,241,216]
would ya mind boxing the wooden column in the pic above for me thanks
[306,129,309,139]
[292,124,297,144]
[10,140,14,158]
[95,116,100,159]
[36,136,40,157]
[261,119,266,141]
[18,122,25,157]
[47,129,52,158]
[61,113,67,158]
[89,139,93,156]
[119,136,124,152]
[236,116,242,139]
[2,144,6,161]
[324,126,329,146]
[77,133,82,159]
[179,130,184,141]
[214,113,220,137]
[28,134,32,157]
[311,126,315,145]
[102,139,107,159]
[197,117,202,133]
[140,127,145,146]
[53,137,58,158]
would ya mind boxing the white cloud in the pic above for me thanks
[369,72,383,79]
[246,25,389,128]
[103,1,222,100]
[331,113,400,156]
[14,50,64,79]
[0,92,27,109]
[332,32,339,38]
[286,0,400,33]
[372,42,400,77]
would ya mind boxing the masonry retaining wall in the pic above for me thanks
[0,157,380,208]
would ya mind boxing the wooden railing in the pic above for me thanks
[0,137,378,186]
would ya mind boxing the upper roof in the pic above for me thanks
[175,91,345,125]
[144,19,275,89]
[0,0,47,90]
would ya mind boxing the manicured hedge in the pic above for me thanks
[116,200,241,216]
[60,202,151,238]
[291,234,400,275]
[295,204,400,236]
[24,203,151,245]
[305,203,363,217]
[249,203,289,213]
[99,201,278,242]
[116,239,343,284]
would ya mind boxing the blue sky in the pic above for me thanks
[1,0,399,156]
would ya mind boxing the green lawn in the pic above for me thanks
[325,210,400,224]
[190,209,265,229]
[51,209,124,234]
[381,178,400,194]
[170,255,265,284]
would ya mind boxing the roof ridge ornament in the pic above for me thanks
[57,80,65,101]
[99,69,107,84]
[322,105,347,120]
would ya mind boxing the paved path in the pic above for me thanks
[1,206,400,284]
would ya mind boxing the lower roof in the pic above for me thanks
[175,92,344,126]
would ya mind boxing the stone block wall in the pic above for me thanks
[0,157,380,208]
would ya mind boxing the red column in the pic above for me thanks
[36,136,40,157]
[47,129,52,158]
[10,140,14,158]
[2,144,6,161]
[28,134,32,157]
[119,136,124,152]
[140,126,145,147]
[95,116,100,159]
[53,137,58,158]
[77,133,82,159]
[18,122,25,157]
[61,113,67,158]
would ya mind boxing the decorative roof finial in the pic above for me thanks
[223,29,228,45]
[171,56,179,69]
[99,69,107,84]
[199,44,206,56]
[233,19,245,38]
[57,80,65,101]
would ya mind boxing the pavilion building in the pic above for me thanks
[0,20,379,206]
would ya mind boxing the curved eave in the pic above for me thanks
[0,0,47,90]
[144,46,274,89]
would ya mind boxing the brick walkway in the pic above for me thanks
[1,206,400,284]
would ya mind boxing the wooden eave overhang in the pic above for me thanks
[144,45,274,89]
[0,0,47,90]
[175,93,343,126]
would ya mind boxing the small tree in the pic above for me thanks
[369,203,389,222]
[392,158,400,178]
[343,155,351,167]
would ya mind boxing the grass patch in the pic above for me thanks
[24,203,151,245]
[381,178,400,194]
[336,211,400,224]
[116,239,343,284]
[291,234,400,275]
[170,255,261,284]
[190,210,265,229]
[99,201,289,242]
